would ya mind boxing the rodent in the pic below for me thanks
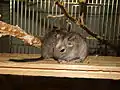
[9,25,88,63]
[41,28,88,63]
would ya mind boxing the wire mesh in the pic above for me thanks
[7,0,120,55]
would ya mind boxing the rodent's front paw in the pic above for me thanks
[57,59,84,64]
[57,60,68,64]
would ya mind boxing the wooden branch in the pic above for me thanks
[0,32,8,37]
[0,21,42,48]
[55,1,118,52]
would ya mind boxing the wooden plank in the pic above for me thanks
[1,53,120,66]
[0,53,120,80]
[0,66,120,80]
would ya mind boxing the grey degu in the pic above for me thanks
[9,27,88,63]
[41,28,88,63]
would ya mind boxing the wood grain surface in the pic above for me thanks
[0,53,120,80]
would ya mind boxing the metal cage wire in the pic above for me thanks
[9,0,120,55]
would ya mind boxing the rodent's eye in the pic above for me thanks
[60,49,66,52]
[67,42,73,47]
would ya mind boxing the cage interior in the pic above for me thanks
[0,0,120,56]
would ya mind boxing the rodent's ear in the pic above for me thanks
[68,35,77,41]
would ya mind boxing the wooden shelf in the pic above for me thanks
[0,53,120,80]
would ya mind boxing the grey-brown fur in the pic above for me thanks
[41,28,88,63]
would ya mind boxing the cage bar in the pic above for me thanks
[6,0,119,55]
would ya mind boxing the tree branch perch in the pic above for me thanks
[55,1,118,52]
[0,21,42,48]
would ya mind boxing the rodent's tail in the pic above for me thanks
[9,57,44,62]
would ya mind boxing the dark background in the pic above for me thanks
[0,74,120,90]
